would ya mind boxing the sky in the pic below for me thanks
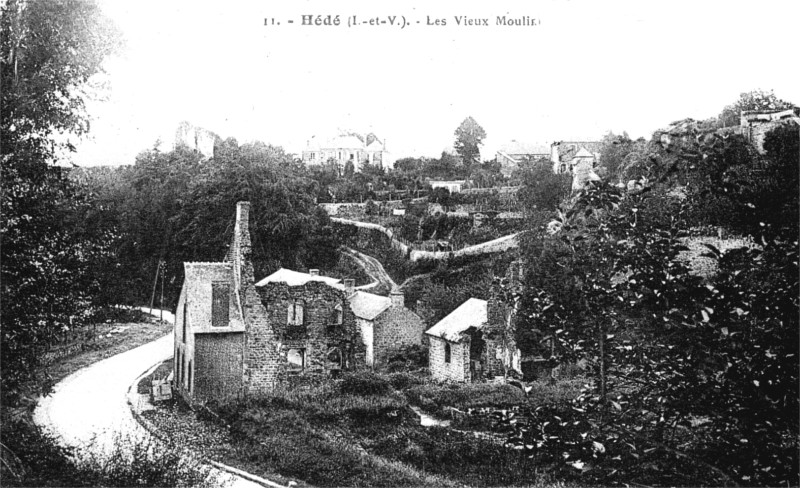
[72,0,800,166]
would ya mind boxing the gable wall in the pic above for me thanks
[374,306,426,367]
[429,336,468,382]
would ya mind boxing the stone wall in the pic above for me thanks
[333,217,520,262]
[257,281,363,378]
[678,235,758,279]
[373,306,426,366]
[429,337,468,382]
[194,332,244,403]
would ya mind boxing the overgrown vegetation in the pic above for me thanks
[508,108,799,485]
[210,371,580,487]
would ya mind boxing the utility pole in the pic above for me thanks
[159,260,165,322]
[148,260,160,314]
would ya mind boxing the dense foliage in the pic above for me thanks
[78,141,342,309]
[1,0,121,395]
[510,121,799,485]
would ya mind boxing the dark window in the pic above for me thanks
[444,343,451,363]
[212,283,230,327]
[288,299,305,326]
[182,301,187,341]
[334,304,343,325]
[187,360,192,392]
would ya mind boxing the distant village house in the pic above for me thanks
[302,133,390,171]
[495,140,550,177]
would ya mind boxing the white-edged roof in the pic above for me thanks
[349,291,391,320]
[574,147,595,158]
[255,268,343,289]
[425,298,487,342]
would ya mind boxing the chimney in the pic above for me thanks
[344,279,355,296]
[390,287,404,308]
[309,269,319,276]
[236,201,250,236]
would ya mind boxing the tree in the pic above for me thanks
[1,0,122,396]
[454,116,486,168]
[509,117,799,485]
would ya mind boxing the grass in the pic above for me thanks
[208,371,585,487]
[0,308,198,487]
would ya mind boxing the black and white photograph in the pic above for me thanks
[1,0,798,486]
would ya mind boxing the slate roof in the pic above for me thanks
[425,298,488,342]
[349,291,392,320]
[255,268,343,289]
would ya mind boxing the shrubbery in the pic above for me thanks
[339,371,392,396]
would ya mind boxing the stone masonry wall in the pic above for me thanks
[429,337,468,382]
[194,332,244,403]
[374,306,426,367]
[258,281,364,379]
[233,202,282,395]
[483,298,520,378]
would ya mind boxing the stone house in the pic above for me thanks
[425,297,522,382]
[174,203,426,404]
[174,202,360,404]
[349,288,427,368]
[495,140,550,177]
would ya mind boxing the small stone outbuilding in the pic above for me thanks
[425,298,521,383]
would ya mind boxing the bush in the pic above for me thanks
[339,371,391,396]
[387,372,425,390]
[385,344,428,373]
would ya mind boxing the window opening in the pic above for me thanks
[211,282,229,327]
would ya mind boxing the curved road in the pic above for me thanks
[33,309,267,488]
[342,246,397,290]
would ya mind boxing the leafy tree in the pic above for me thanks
[453,116,486,168]
[510,117,799,485]
[1,0,121,395]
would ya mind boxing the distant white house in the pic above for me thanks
[429,180,467,193]
[302,133,391,171]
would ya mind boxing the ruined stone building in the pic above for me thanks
[255,268,362,377]
[174,202,425,404]
[739,107,800,154]
[426,297,522,383]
